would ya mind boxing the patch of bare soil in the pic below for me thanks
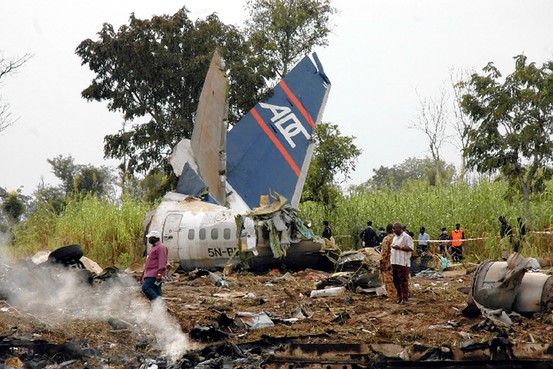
[1,266,552,368]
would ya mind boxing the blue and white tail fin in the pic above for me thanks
[226,53,331,209]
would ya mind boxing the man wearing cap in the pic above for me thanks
[141,230,169,301]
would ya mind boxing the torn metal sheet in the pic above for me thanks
[236,312,274,330]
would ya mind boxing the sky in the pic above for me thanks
[1,0,553,195]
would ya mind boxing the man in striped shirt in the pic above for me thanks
[391,223,414,305]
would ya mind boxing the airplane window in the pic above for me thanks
[211,228,218,240]
[188,229,194,240]
[199,228,206,240]
[223,228,231,240]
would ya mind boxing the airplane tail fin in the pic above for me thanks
[226,53,331,209]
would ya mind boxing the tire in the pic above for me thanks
[48,244,84,265]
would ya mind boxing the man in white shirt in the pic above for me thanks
[391,222,414,305]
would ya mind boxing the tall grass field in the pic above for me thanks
[8,179,553,268]
[11,195,151,267]
[301,180,553,261]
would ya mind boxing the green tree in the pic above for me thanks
[33,182,66,214]
[74,165,113,197]
[461,55,553,217]
[367,157,455,190]
[47,155,79,194]
[1,190,25,224]
[245,0,336,78]
[77,4,336,195]
[0,53,31,133]
[76,8,266,177]
[47,155,113,197]
[302,122,361,206]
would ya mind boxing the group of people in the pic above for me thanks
[144,216,528,305]
[376,222,464,305]
[356,221,466,261]
[432,223,465,262]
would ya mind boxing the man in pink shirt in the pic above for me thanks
[141,230,169,301]
[391,223,414,305]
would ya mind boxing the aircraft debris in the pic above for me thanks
[236,311,274,330]
[309,286,345,298]
[464,252,553,318]
[146,51,333,273]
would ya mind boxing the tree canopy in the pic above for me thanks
[302,122,361,205]
[461,55,553,214]
[76,8,267,176]
[47,155,113,197]
[77,3,340,200]
[245,0,336,77]
[366,157,455,190]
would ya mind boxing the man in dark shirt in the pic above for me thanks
[499,216,513,260]
[360,221,378,247]
[437,227,451,256]
[322,220,332,240]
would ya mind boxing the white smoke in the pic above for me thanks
[0,243,190,362]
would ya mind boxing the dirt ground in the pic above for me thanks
[165,266,552,347]
[1,260,552,368]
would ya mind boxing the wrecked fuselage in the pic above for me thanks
[144,192,333,272]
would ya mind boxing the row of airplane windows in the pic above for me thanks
[187,227,232,241]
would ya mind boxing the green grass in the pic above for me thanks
[8,178,553,269]
[301,179,553,260]
[12,194,152,268]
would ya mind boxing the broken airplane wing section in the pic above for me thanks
[170,50,228,205]
[226,53,331,209]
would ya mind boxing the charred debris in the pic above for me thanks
[0,241,552,368]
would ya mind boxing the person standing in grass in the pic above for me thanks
[141,230,169,301]
[360,220,378,247]
[437,227,451,257]
[379,223,397,299]
[515,216,528,252]
[499,216,513,260]
[417,226,430,254]
[391,222,414,305]
[450,223,465,262]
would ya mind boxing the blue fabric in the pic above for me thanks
[142,277,162,301]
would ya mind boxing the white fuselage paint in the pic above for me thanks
[146,192,242,270]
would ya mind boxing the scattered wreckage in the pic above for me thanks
[1,243,553,368]
[2,50,553,367]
